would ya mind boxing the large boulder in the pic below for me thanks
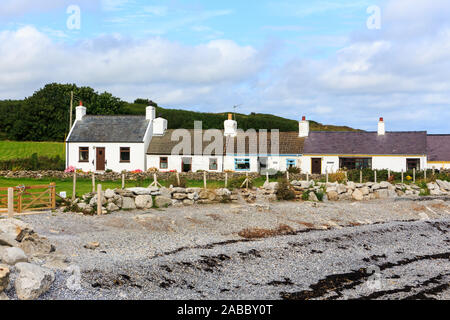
[171,187,187,194]
[0,264,10,292]
[89,194,107,206]
[0,247,28,265]
[216,188,232,197]
[326,190,339,201]
[154,196,172,208]
[263,181,279,191]
[336,185,347,194]
[0,218,34,242]
[380,181,391,189]
[122,197,136,210]
[15,263,55,300]
[19,233,55,256]
[352,189,364,201]
[374,189,389,199]
[135,195,153,209]
[436,180,450,191]
[360,186,370,196]
[172,193,188,200]
[104,189,116,199]
[308,192,318,202]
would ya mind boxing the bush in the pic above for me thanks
[287,166,300,174]
[0,153,65,170]
[276,178,296,200]
[328,170,347,183]
[168,173,187,188]
[228,176,253,190]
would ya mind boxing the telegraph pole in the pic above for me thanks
[69,91,74,129]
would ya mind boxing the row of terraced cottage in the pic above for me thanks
[65,103,450,174]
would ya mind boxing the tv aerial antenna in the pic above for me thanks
[232,104,242,120]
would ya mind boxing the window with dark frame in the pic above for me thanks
[339,157,372,170]
[209,158,218,170]
[79,147,89,162]
[406,159,420,171]
[235,158,250,171]
[120,147,130,163]
[160,157,168,169]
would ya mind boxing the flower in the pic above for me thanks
[406,175,412,180]
[64,166,76,173]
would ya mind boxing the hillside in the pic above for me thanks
[123,102,359,132]
[0,84,359,142]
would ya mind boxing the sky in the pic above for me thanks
[0,0,449,133]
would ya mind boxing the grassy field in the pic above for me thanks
[0,141,65,160]
[0,176,271,199]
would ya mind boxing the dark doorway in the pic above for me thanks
[96,147,106,171]
[407,159,420,171]
[258,157,268,174]
[182,157,192,172]
[311,158,322,174]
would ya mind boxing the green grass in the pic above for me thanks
[0,176,275,199]
[0,141,65,161]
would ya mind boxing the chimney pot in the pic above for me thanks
[299,116,309,137]
[380,117,384,122]
[378,117,386,135]
[302,116,306,121]
[228,113,233,120]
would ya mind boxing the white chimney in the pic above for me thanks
[75,101,86,121]
[153,117,168,135]
[299,116,309,137]
[224,113,237,137]
[146,106,156,121]
[378,117,385,135]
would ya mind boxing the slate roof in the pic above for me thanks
[427,135,450,161]
[67,116,150,143]
[147,130,305,155]
[303,131,428,155]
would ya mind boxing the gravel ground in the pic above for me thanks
[5,197,449,300]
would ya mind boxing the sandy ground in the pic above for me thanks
[5,197,450,300]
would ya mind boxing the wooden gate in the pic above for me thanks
[0,183,56,214]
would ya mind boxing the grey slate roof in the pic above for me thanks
[147,130,305,155]
[303,131,428,155]
[427,135,450,161]
[67,116,150,143]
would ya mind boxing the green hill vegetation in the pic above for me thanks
[0,83,359,142]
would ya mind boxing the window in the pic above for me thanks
[407,159,420,171]
[339,158,372,170]
[160,157,168,169]
[79,147,89,162]
[235,158,250,171]
[286,159,296,169]
[209,158,218,170]
[120,147,130,163]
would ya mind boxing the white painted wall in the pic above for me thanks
[427,162,450,170]
[147,155,224,172]
[67,142,147,172]
[300,155,427,174]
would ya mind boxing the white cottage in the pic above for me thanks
[65,103,164,172]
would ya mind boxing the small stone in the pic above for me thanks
[308,192,318,202]
[84,242,100,250]
[352,189,364,201]
[106,203,119,212]
[172,193,188,200]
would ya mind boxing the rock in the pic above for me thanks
[308,192,318,202]
[198,190,209,199]
[104,189,116,199]
[0,218,34,242]
[122,197,136,210]
[216,188,232,196]
[427,183,437,190]
[84,242,100,250]
[336,185,347,194]
[171,187,187,194]
[15,263,55,300]
[347,182,356,190]
[89,194,107,206]
[19,233,55,256]
[126,187,153,195]
[0,264,10,292]
[0,292,8,300]
[186,188,202,194]
[135,195,153,209]
[172,193,188,200]
[154,196,172,208]
[76,203,88,211]
[183,199,195,206]
[326,190,339,201]
[263,181,279,191]
[360,186,370,196]
[159,187,172,198]
[187,192,199,200]
[114,189,134,197]
[388,189,398,198]
[0,247,28,265]
[352,189,364,201]
[106,202,120,212]
[374,189,389,199]
[0,233,18,247]
[380,181,391,189]
[436,180,450,191]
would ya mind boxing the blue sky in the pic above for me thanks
[0,0,449,133]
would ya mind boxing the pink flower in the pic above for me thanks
[64,166,76,173]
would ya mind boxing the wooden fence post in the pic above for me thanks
[176,172,181,186]
[7,187,14,218]
[246,172,249,189]
[266,171,269,183]
[50,183,56,210]
[374,170,377,183]
[72,171,77,201]
[401,170,404,184]
[360,170,362,184]
[286,171,290,181]
[122,174,125,189]
[413,168,416,183]
[326,169,329,184]
[345,171,348,183]
[225,172,228,188]
[388,169,391,180]
[97,184,102,216]
[424,169,427,181]
[92,173,95,193]
[203,171,207,189]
